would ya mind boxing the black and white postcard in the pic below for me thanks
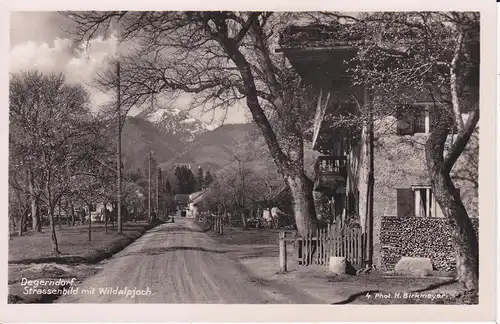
[1,0,497,322]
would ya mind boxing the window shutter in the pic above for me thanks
[397,188,414,217]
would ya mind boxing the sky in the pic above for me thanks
[9,11,249,126]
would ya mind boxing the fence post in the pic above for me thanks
[279,231,287,273]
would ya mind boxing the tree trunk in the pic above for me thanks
[48,206,60,254]
[286,173,317,235]
[63,201,71,226]
[28,169,42,232]
[9,215,15,239]
[431,171,478,290]
[18,207,29,237]
[266,208,273,229]
[241,210,247,230]
[104,203,108,234]
[111,202,116,230]
[71,203,75,226]
[9,214,13,234]
[44,174,60,254]
[426,125,478,291]
[88,204,92,242]
[57,200,62,229]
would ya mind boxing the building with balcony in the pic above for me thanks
[277,23,478,271]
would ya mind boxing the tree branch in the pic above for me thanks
[449,28,465,132]
[443,104,479,173]
[233,12,260,45]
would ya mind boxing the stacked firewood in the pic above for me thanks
[380,217,479,272]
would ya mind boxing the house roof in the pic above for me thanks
[277,24,360,89]
[188,188,213,205]
[278,23,363,49]
[174,194,190,204]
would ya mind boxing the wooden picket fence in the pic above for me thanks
[279,225,366,271]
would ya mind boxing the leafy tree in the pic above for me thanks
[204,170,214,189]
[165,177,173,195]
[174,165,197,194]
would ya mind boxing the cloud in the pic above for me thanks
[10,38,74,75]
[10,33,120,110]
[9,26,248,124]
[66,33,119,85]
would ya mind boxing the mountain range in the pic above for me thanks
[121,107,318,186]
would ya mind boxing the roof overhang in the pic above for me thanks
[276,46,358,88]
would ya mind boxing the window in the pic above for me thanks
[413,108,428,134]
[396,104,434,135]
[397,186,455,218]
[412,186,435,217]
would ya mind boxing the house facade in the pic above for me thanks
[278,25,478,271]
[187,191,207,218]
[174,194,190,217]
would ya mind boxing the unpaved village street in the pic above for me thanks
[58,218,319,303]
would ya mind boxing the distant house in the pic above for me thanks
[174,194,190,217]
[187,190,212,218]
[256,186,294,227]
[85,203,113,223]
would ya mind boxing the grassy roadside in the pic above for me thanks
[8,220,163,303]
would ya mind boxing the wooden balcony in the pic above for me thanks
[314,156,347,196]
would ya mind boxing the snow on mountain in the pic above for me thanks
[139,108,211,143]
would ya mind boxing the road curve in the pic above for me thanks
[57,218,317,304]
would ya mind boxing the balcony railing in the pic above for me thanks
[314,156,347,177]
[314,156,347,195]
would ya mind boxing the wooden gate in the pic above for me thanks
[283,226,366,269]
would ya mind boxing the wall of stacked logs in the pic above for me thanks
[380,216,479,272]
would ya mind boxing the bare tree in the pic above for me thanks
[10,71,97,253]
[65,11,320,235]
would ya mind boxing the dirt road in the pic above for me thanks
[58,218,321,303]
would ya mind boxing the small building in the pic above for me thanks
[174,194,190,217]
[255,186,294,228]
[85,203,113,223]
[187,190,212,218]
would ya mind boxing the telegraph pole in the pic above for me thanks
[116,61,123,234]
[364,86,374,268]
[148,150,152,224]
[156,168,160,217]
